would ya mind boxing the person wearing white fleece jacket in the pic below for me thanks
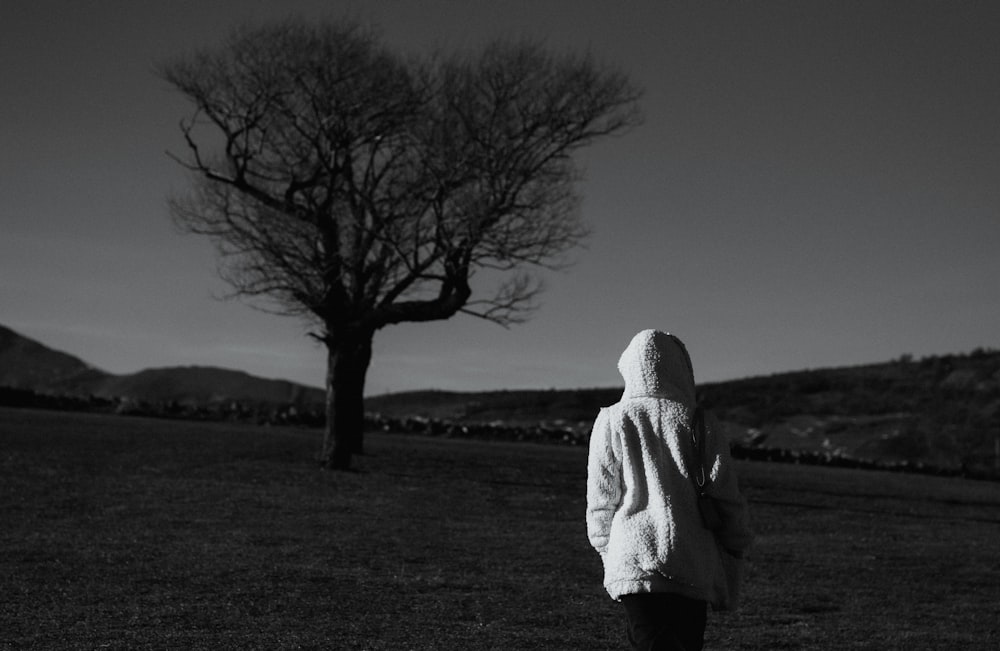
[587,330,752,650]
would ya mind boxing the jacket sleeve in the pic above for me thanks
[586,408,622,556]
[704,412,754,556]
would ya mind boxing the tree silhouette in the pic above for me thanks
[159,19,641,469]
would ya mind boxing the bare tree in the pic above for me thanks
[159,19,641,469]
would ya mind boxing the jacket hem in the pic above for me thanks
[604,575,713,604]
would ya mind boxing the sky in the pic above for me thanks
[2,0,998,396]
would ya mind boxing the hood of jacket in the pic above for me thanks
[617,329,696,405]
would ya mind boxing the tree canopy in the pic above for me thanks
[160,19,642,468]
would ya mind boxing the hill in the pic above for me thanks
[89,366,325,406]
[365,387,622,425]
[4,322,997,475]
[0,324,324,407]
[367,351,1000,475]
[700,352,1000,472]
[0,324,103,390]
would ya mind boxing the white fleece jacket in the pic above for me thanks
[586,330,752,607]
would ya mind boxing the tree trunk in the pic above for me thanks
[320,333,373,470]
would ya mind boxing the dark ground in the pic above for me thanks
[2,407,998,649]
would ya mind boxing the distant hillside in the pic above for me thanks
[0,324,104,390]
[4,322,998,475]
[700,352,1000,471]
[87,366,325,406]
[365,388,622,425]
[0,324,324,407]
[367,350,1000,475]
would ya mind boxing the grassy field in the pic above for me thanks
[2,407,998,650]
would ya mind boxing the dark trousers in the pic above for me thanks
[620,593,708,651]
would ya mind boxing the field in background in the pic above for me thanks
[5,322,998,478]
[2,407,998,650]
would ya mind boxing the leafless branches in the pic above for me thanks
[159,19,641,339]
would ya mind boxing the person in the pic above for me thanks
[586,330,753,650]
